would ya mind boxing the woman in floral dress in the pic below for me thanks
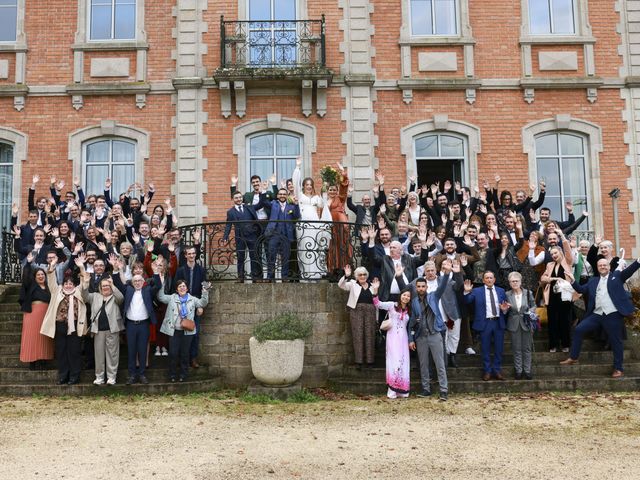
[372,279,412,399]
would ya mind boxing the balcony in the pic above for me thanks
[213,17,333,118]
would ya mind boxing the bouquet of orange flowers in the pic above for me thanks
[320,164,341,187]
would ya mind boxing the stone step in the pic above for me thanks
[341,361,640,380]
[0,321,23,332]
[0,376,222,396]
[0,354,178,368]
[329,375,640,395]
[0,366,212,383]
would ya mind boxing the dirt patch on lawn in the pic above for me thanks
[1,392,639,480]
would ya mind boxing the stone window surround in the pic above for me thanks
[72,0,148,84]
[0,127,27,216]
[233,114,316,193]
[0,0,25,48]
[522,114,603,234]
[400,115,480,188]
[399,0,475,79]
[519,0,596,78]
[0,0,27,111]
[68,120,149,190]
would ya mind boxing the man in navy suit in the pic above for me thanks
[223,191,265,281]
[265,188,300,281]
[463,271,509,380]
[561,257,640,377]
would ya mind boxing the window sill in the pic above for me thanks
[520,77,604,89]
[0,84,29,96]
[397,78,481,90]
[519,35,596,45]
[0,43,27,53]
[71,41,149,52]
[399,36,475,47]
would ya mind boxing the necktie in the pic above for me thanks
[488,287,498,317]
[238,205,243,214]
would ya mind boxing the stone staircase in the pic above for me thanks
[330,327,640,395]
[0,286,221,396]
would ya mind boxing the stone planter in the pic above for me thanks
[249,337,305,386]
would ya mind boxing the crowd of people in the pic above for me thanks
[14,175,210,385]
[10,165,639,398]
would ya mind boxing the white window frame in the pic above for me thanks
[527,0,576,36]
[82,137,137,196]
[534,132,590,229]
[0,142,14,231]
[520,0,591,39]
[0,127,26,225]
[246,132,302,191]
[87,0,137,42]
[408,0,459,37]
[0,0,19,44]
[413,132,467,184]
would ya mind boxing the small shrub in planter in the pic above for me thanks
[252,313,312,342]
[250,313,313,386]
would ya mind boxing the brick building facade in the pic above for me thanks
[1,1,638,253]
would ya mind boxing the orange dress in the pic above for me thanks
[327,174,353,273]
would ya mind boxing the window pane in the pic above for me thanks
[91,5,112,40]
[277,158,296,186]
[411,0,433,35]
[0,4,17,42]
[0,165,12,203]
[0,143,12,164]
[274,0,295,20]
[535,134,558,156]
[542,196,563,221]
[565,196,589,228]
[537,157,560,196]
[561,157,586,197]
[86,165,109,196]
[250,134,274,156]
[112,140,135,163]
[434,0,457,35]
[552,0,574,34]
[112,164,135,196]
[560,133,583,156]
[415,135,438,157]
[86,141,110,163]
[250,158,273,183]
[0,0,18,5]
[529,0,551,34]
[114,4,136,39]
[249,0,270,20]
[440,135,464,157]
[276,134,300,156]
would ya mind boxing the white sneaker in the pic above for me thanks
[161,347,169,357]
[154,346,161,357]
[106,378,116,386]
[465,347,476,355]
[93,378,105,385]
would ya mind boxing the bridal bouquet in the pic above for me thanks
[320,165,341,187]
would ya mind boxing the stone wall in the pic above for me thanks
[201,283,352,387]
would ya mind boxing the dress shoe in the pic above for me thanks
[482,373,491,381]
[190,360,201,369]
[58,378,68,385]
[170,376,177,383]
[139,375,149,385]
[178,376,186,383]
[68,377,80,385]
[448,353,458,368]
[560,358,579,365]
[126,376,137,385]
[612,370,624,379]
[493,372,505,381]
[439,391,448,402]
[416,390,431,398]
[524,372,533,380]
[514,372,522,380]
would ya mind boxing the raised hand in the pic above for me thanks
[26,251,34,264]
[344,264,352,277]
[529,183,536,194]
[73,242,84,254]
[295,157,302,168]
[370,277,380,294]
[269,173,277,185]
[394,262,405,277]
[50,175,57,186]
[360,227,369,243]
[528,238,537,250]
[56,180,65,192]
[131,231,140,244]
[43,224,52,234]
[148,182,155,192]
[11,202,19,217]
[107,253,119,268]
[32,174,40,185]
[54,238,64,250]
[463,279,473,293]
[74,253,86,267]
[452,259,461,273]
[336,162,345,174]
[494,175,501,184]
[460,254,468,267]
[348,182,354,195]
[482,179,490,191]
[97,242,107,253]
[409,175,416,184]
[443,180,452,192]
[73,176,80,188]
[105,178,112,190]
[261,180,269,192]
[565,201,573,213]
[12,224,20,237]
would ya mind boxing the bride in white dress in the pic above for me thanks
[292,158,330,280]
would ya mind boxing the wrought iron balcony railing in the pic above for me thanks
[219,16,326,71]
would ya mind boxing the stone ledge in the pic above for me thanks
[71,41,150,51]
[397,78,481,90]
[0,84,29,96]
[519,77,604,89]
[65,82,151,96]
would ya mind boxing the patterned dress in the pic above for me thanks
[374,297,410,398]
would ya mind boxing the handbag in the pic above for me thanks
[180,317,196,331]
[534,286,548,326]
[379,312,392,331]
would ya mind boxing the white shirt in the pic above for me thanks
[484,286,500,318]
[389,258,409,295]
[252,192,267,220]
[594,275,617,315]
[514,292,522,311]
[127,289,149,320]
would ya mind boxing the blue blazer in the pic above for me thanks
[464,285,507,331]
[113,274,159,325]
[572,260,640,317]
[408,275,450,341]
[223,204,261,243]
[266,201,300,241]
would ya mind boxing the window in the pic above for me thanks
[535,132,589,229]
[0,0,17,42]
[89,0,136,40]
[414,133,466,186]
[83,138,136,196]
[248,0,297,66]
[247,132,300,188]
[410,0,458,36]
[529,0,575,35]
[0,143,13,231]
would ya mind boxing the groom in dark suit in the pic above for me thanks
[265,189,300,281]
[463,271,509,381]
[223,192,266,281]
[561,257,640,377]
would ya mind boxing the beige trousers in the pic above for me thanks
[94,331,120,382]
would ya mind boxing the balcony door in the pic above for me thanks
[248,0,297,66]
